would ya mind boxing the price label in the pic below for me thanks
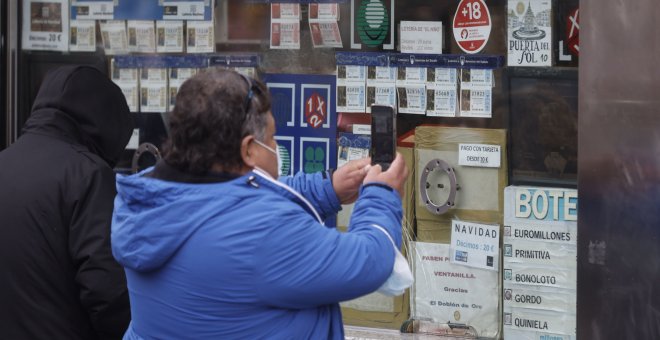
[22,0,69,51]
[452,0,492,54]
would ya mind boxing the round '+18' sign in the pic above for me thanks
[453,0,492,54]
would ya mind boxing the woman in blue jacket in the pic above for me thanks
[111,69,409,339]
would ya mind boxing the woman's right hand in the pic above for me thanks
[363,153,409,197]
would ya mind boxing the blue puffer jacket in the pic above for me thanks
[111,166,403,340]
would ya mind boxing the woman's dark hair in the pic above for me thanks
[162,68,271,174]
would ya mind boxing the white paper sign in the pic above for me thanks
[450,220,499,271]
[504,307,576,336]
[400,21,443,54]
[127,21,156,53]
[458,143,501,168]
[72,1,114,20]
[22,0,69,51]
[352,124,371,135]
[163,1,205,20]
[413,242,499,338]
[507,0,552,67]
[100,20,128,55]
[157,20,184,53]
[69,20,96,52]
[186,20,214,53]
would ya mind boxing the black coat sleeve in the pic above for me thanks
[69,166,130,339]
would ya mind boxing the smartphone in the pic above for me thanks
[370,105,397,171]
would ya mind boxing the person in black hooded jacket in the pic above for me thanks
[0,66,133,339]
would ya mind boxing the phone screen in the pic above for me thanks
[370,105,396,170]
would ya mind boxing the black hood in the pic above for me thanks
[23,65,133,167]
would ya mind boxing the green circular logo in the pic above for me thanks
[357,0,389,47]
[277,144,291,176]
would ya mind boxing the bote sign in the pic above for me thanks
[453,0,492,54]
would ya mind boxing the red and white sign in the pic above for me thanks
[567,8,579,57]
[305,92,327,128]
[452,0,492,54]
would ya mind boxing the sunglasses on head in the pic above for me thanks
[239,73,262,116]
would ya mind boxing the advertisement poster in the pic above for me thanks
[264,74,337,176]
[507,0,552,66]
[503,186,577,340]
[186,20,214,53]
[69,20,96,52]
[22,0,69,51]
[412,242,499,338]
[156,20,184,53]
[453,0,492,54]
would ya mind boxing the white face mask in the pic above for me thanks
[254,139,281,178]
